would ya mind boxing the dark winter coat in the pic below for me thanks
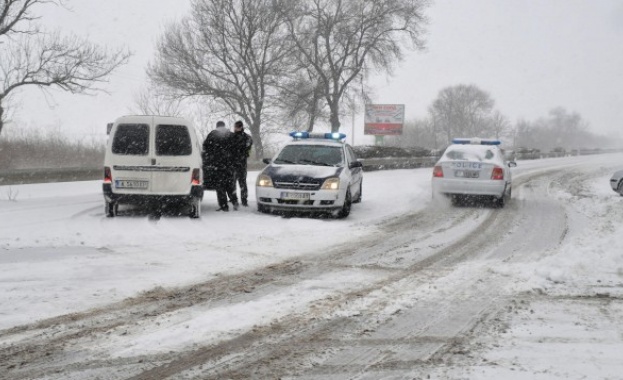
[202,127,234,170]
[231,129,253,168]
[202,127,235,190]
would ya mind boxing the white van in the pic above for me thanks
[103,115,204,218]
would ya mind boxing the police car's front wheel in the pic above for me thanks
[353,182,362,203]
[337,189,352,219]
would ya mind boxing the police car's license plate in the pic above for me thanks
[455,170,479,178]
[281,192,310,200]
[115,180,149,189]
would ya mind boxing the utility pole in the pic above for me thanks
[351,109,356,146]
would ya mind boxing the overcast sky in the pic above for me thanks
[10,0,623,145]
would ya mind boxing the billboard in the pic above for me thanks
[364,104,405,135]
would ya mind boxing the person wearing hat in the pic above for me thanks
[230,120,253,206]
[202,120,238,211]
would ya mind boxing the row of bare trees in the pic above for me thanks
[387,83,619,152]
[146,0,429,158]
[0,0,130,136]
[0,126,104,169]
[512,107,616,151]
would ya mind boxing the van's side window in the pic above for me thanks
[156,125,192,156]
[112,124,149,155]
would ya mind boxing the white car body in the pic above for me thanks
[432,139,515,206]
[610,169,623,195]
[256,136,363,218]
[103,115,204,218]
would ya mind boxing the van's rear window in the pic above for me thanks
[156,125,192,156]
[112,124,149,155]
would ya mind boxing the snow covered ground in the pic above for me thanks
[1,153,623,379]
[0,166,431,330]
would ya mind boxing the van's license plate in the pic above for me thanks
[281,192,310,200]
[115,180,149,189]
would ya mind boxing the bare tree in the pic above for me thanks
[148,0,293,159]
[386,117,437,149]
[515,107,594,151]
[1,0,48,37]
[0,0,131,136]
[131,89,226,140]
[132,85,184,117]
[277,68,329,132]
[282,0,428,133]
[428,84,495,144]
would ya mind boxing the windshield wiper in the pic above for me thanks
[298,159,332,166]
[275,159,296,164]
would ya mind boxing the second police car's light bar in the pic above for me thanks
[289,131,347,141]
[452,138,501,146]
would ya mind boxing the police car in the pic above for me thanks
[610,169,623,196]
[256,132,363,218]
[432,138,516,207]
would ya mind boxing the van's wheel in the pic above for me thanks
[105,201,118,217]
[337,189,352,219]
[189,198,201,218]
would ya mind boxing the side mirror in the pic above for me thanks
[262,158,272,164]
[349,160,363,169]
[106,122,113,135]
[508,161,517,168]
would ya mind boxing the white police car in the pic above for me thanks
[256,132,363,218]
[610,169,623,196]
[432,138,516,207]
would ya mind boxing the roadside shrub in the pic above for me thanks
[352,145,431,159]
[0,129,105,170]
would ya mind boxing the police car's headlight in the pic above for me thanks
[321,177,340,190]
[257,174,273,187]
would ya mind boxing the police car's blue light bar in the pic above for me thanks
[453,138,501,146]
[324,132,347,140]
[289,131,310,139]
[289,131,347,141]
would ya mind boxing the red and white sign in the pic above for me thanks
[364,104,405,135]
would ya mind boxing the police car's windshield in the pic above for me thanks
[274,145,343,166]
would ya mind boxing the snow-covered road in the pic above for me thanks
[1,153,622,379]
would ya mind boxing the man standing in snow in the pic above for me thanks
[202,120,238,211]
[230,120,253,207]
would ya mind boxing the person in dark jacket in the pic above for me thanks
[230,120,253,206]
[202,121,238,211]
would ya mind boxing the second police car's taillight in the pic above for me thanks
[491,166,504,180]
[432,166,444,178]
